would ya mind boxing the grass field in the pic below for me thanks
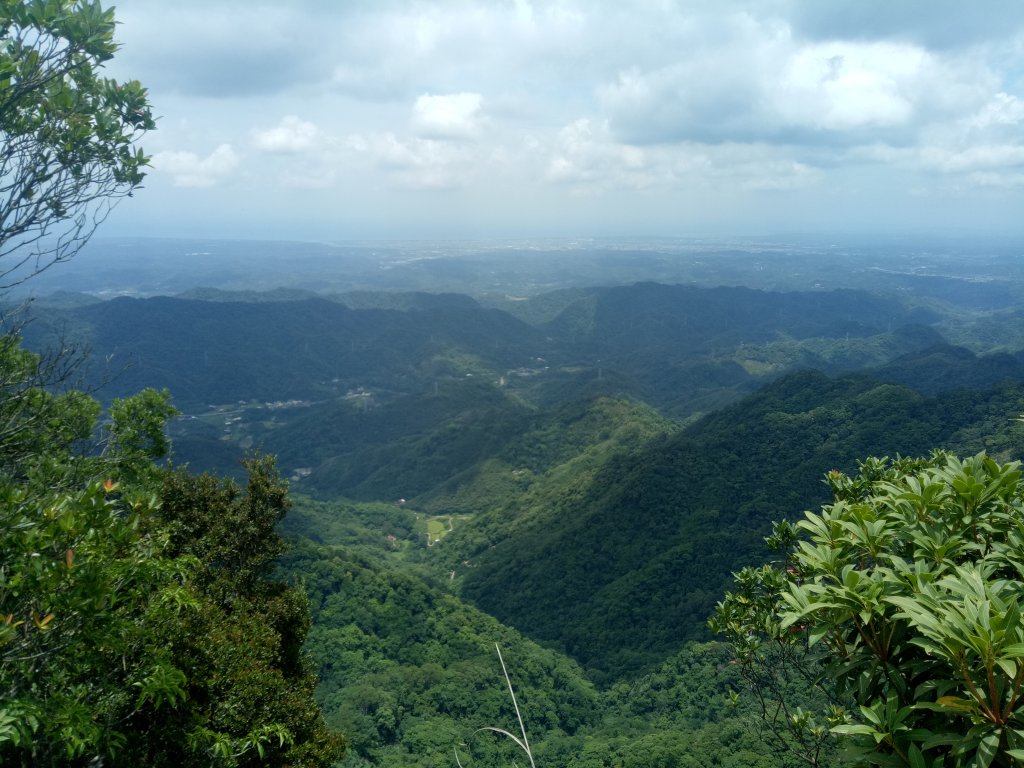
[425,514,471,545]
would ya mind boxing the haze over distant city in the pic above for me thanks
[104,0,1024,242]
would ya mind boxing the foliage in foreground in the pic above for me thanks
[713,451,1024,767]
[0,335,342,766]
[0,0,154,287]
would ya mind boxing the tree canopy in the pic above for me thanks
[0,0,153,287]
[713,452,1024,768]
[0,335,343,765]
[0,2,342,764]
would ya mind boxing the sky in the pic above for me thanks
[102,0,1024,241]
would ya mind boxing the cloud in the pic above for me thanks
[776,42,922,130]
[965,93,1024,130]
[597,13,792,145]
[108,1,1024,238]
[154,144,240,187]
[346,132,478,188]
[411,92,485,140]
[919,144,1024,173]
[252,116,321,153]
[600,15,1002,152]
[967,171,1024,188]
[542,117,820,194]
[328,3,591,102]
[545,118,669,189]
[789,0,1024,49]
[113,3,335,97]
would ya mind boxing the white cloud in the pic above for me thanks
[965,93,1024,129]
[542,117,820,194]
[109,1,1024,237]
[920,144,1024,173]
[412,93,485,140]
[776,42,923,130]
[599,17,1001,150]
[545,118,669,190]
[252,115,321,153]
[346,132,478,188]
[598,13,793,144]
[153,144,240,188]
[847,138,1024,180]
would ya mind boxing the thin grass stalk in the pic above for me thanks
[495,643,535,768]
[454,644,537,768]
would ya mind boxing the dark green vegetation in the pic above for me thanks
[0,340,342,765]
[442,371,1024,681]
[714,453,1024,767]
[281,537,809,768]
[18,255,1024,766]
[25,282,940,414]
[0,3,340,763]
[19,2,1024,766]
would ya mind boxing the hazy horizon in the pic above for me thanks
[97,1,1024,242]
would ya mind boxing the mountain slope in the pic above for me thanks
[278,539,602,767]
[441,370,1024,680]
[27,294,549,408]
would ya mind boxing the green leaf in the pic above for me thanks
[831,723,880,737]
[907,743,927,768]
[807,622,829,647]
[973,732,1000,768]
[1001,643,1024,658]
[934,696,981,714]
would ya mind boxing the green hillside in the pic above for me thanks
[279,539,603,767]
[279,538,812,768]
[17,281,1024,761]
[24,294,549,409]
[16,283,965,497]
[442,370,1024,680]
[22,283,948,417]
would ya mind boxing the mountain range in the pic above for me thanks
[15,258,1024,766]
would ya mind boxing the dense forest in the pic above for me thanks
[15,270,1024,767]
[7,3,1024,766]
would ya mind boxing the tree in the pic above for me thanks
[0,360,344,765]
[117,458,344,767]
[0,0,153,288]
[712,452,1024,768]
[0,5,343,763]
[0,6,165,757]
[0,381,194,765]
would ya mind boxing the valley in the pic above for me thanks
[6,2,1024,763]
[14,235,1024,767]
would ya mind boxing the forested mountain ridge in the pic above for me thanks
[21,293,546,409]
[18,281,973,493]
[870,341,1024,394]
[23,282,942,407]
[443,370,1024,679]
[279,537,802,768]
[16,275,1024,765]
[272,364,1024,766]
[542,282,935,346]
